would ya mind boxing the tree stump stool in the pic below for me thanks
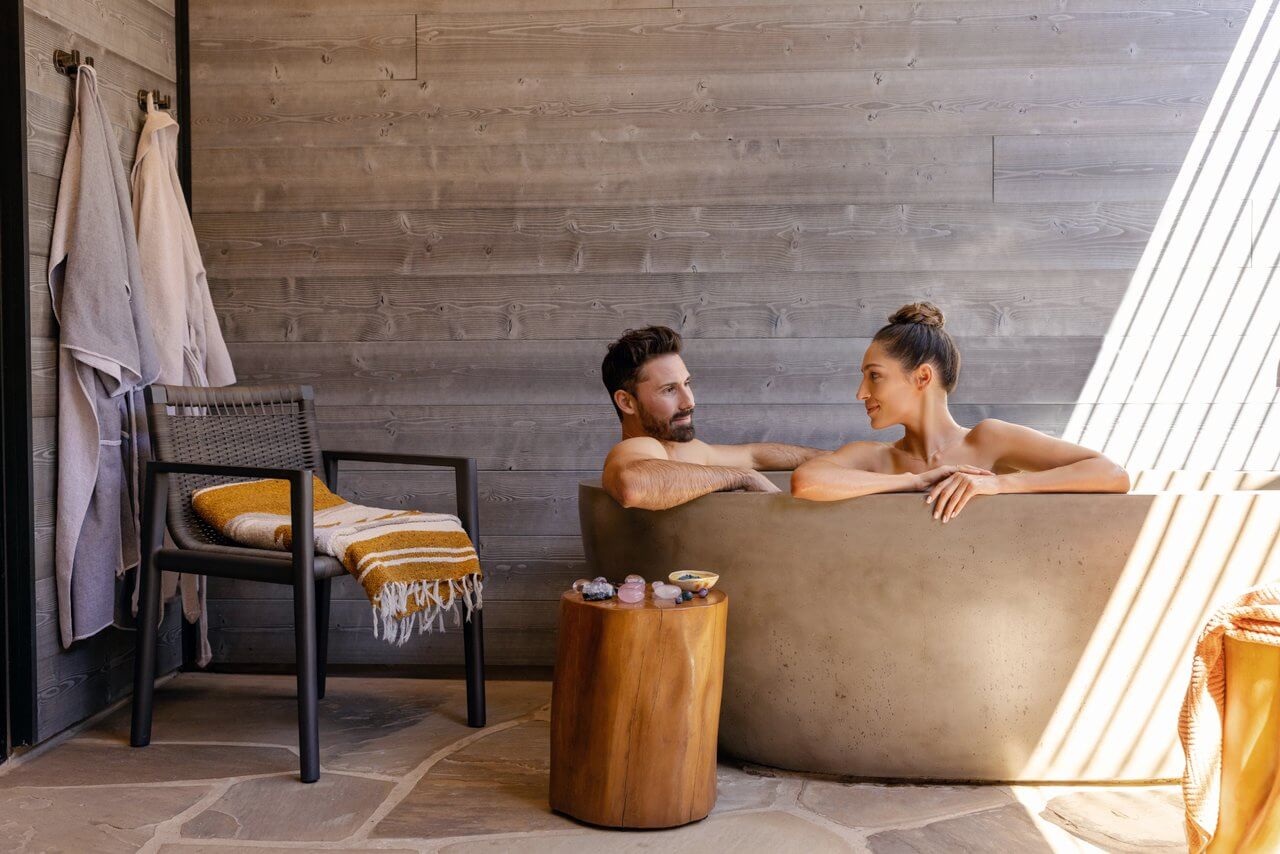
[550,587,728,828]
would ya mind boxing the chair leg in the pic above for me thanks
[131,468,166,749]
[294,578,320,783]
[315,578,331,701]
[130,548,161,747]
[464,606,486,728]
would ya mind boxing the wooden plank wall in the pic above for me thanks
[188,0,1253,668]
[25,0,184,741]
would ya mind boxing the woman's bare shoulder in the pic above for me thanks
[969,418,1049,442]
[829,440,897,472]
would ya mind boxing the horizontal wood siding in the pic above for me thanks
[189,0,1253,669]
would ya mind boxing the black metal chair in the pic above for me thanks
[129,383,486,783]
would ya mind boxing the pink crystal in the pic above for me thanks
[617,585,644,603]
[624,573,645,585]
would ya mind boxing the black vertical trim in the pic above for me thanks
[0,0,40,752]
[176,0,192,214]
[174,0,199,671]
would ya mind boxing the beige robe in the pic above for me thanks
[130,93,236,666]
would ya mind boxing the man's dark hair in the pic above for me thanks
[601,326,683,421]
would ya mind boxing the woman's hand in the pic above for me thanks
[924,469,1000,523]
[914,465,993,490]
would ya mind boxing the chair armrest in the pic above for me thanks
[321,450,473,469]
[149,461,312,481]
[144,461,314,581]
[321,450,479,542]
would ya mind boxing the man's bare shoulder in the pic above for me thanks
[604,436,670,469]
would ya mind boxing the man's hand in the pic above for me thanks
[734,470,782,494]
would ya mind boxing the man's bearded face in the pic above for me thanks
[637,398,695,442]
[626,353,696,442]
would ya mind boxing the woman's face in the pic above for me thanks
[856,341,923,429]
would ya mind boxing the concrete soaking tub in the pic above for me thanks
[578,472,1280,783]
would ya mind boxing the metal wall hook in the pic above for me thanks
[138,89,172,111]
[54,49,93,76]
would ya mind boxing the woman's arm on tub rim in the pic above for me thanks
[790,442,922,501]
[976,419,1131,494]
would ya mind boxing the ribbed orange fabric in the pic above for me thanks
[1180,583,1280,852]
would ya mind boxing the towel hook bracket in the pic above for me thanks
[54,49,93,77]
[138,89,172,111]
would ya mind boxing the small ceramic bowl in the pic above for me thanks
[668,570,719,592]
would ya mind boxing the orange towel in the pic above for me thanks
[1180,582,1280,852]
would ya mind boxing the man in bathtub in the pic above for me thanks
[601,326,829,510]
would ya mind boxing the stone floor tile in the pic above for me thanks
[87,675,550,776]
[710,763,783,814]
[867,803,1056,853]
[799,780,1015,829]
[437,810,854,853]
[1042,788,1185,852]
[0,784,206,853]
[324,680,551,776]
[0,741,296,788]
[373,721,577,839]
[1,674,1192,854]
[181,773,394,842]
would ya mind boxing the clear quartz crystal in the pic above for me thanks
[654,583,682,600]
[618,586,644,603]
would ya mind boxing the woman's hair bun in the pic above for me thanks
[889,301,945,329]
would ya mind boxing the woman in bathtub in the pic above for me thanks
[790,302,1129,521]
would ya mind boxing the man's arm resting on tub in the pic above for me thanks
[602,438,780,511]
[711,442,828,472]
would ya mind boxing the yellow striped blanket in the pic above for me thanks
[192,475,481,645]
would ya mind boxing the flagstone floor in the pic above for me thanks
[0,673,1186,853]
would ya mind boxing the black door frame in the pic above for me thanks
[174,0,200,670]
[1,0,41,756]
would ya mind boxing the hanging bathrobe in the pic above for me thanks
[130,92,237,667]
[48,65,161,647]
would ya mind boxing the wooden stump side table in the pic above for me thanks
[549,588,728,828]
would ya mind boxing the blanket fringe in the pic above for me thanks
[371,573,484,646]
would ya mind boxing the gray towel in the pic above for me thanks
[48,65,160,647]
